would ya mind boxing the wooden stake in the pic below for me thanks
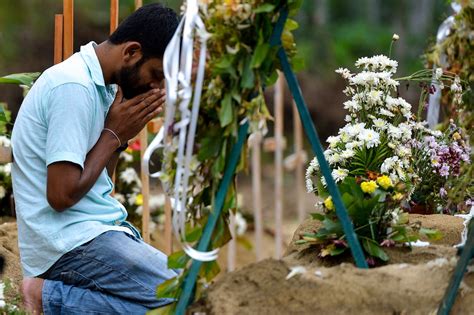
[227,212,236,272]
[274,72,284,259]
[140,129,151,243]
[293,101,305,222]
[164,196,173,255]
[250,132,263,261]
[54,14,63,64]
[62,0,74,59]
[110,0,119,35]
[134,0,143,9]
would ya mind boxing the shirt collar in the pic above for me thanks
[79,41,106,87]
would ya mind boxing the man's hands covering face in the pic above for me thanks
[105,87,165,147]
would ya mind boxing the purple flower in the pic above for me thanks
[333,239,348,248]
[439,164,450,177]
[439,188,447,198]
[366,257,376,267]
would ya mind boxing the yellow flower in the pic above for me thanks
[125,147,133,154]
[376,175,393,190]
[135,194,143,206]
[453,132,461,140]
[324,196,334,211]
[393,192,404,201]
[360,181,378,194]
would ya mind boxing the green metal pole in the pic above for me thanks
[438,219,474,315]
[175,122,249,315]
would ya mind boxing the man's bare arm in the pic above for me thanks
[47,88,165,211]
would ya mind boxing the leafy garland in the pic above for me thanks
[155,0,302,311]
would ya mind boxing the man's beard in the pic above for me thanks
[117,58,150,99]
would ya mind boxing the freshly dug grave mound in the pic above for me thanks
[191,258,474,315]
[192,214,472,314]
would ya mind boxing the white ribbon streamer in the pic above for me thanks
[142,0,217,262]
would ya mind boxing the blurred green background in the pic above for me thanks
[0,0,454,140]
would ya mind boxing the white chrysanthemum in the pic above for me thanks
[398,123,412,140]
[355,55,398,73]
[149,194,166,210]
[379,108,395,117]
[1,163,11,176]
[335,67,352,79]
[342,123,366,138]
[326,136,340,148]
[358,129,380,148]
[435,68,443,80]
[381,156,400,173]
[332,168,348,183]
[367,90,382,106]
[341,149,355,159]
[372,118,387,130]
[342,86,355,96]
[396,146,411,158]
[327,152,342,164]
[450,76,462,93]
[120,167,140,185]
[119,152,133,163]
[388,125,402,139]
[345,140,363,150]
[343,100,361,112]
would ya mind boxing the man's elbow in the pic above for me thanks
[47,193,76,212]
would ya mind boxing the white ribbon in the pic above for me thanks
[142,0,217,262]
[427,3,461,128]
[455,205,474,248]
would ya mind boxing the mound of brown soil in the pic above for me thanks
[192,258,474,315]
[193,214,472,314]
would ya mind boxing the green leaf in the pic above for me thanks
[185,225,203,243]
[156,276,180,299]
[241,58,255,89]
[147,303,176,315]
[167,250,190,269]
[215,55,232,69]
[254,3,275,13]
[200,260,221,282]
[0,107,6,123]
[322,217,343,235]
[285,19,299,31]
[0,72,40,87]
[330,247,346,256]
[362,238,389,261]
[236,236,253,250]
[265,69,279,86]
[197,127,222,161]
[250,43,270,68]
[219,94,233,127]
[310,212,325,221]
[420,228,443,241]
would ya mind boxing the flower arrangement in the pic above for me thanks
[303,53,466,263]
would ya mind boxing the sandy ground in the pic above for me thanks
[191,214,474,315]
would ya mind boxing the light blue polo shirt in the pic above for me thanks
[11,42,134,277]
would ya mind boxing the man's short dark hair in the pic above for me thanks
[108,3,179,59]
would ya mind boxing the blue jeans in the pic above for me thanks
[39,231,179,314]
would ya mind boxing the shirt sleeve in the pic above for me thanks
[45,83,95,169]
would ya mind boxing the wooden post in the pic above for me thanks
[62,0,74,59]
[54,14,64,64]
[274,72,284,259]
[140,130,151,243]
[250,132,263,261]
[164,196,173,255]
[110,0,119,35]
[227,212,236,272]
[293,101,305,222]
[134,0,143,9]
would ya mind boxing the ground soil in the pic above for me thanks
[191,214,474,315]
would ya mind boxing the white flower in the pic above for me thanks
[306,178,314,193]
[388,125,402,139]
[1,163,11,176]
[332,168,348,183]
[450,76,462,93]
[358,129,380,148]
[381,156,399,173]
[0,186,5,199]
[335,68,352,79]
[235,212,247,236]
[119,152,133,163]
[128,193,138,205]
[343,123,366,138]
[120,167,140,185]
[326,136,340,148]
[435,68,443,80]
[372,118,387,130]
[392,34,399,41]
[354,55,398,73]
[341,149,355,159]
[379,108,395,117]
[367,90,382,106]
[343,100,361,112]
[327,152,342,164]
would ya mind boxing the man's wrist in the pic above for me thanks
[115,142,129,153]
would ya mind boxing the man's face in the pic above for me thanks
[118,57,164,99]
